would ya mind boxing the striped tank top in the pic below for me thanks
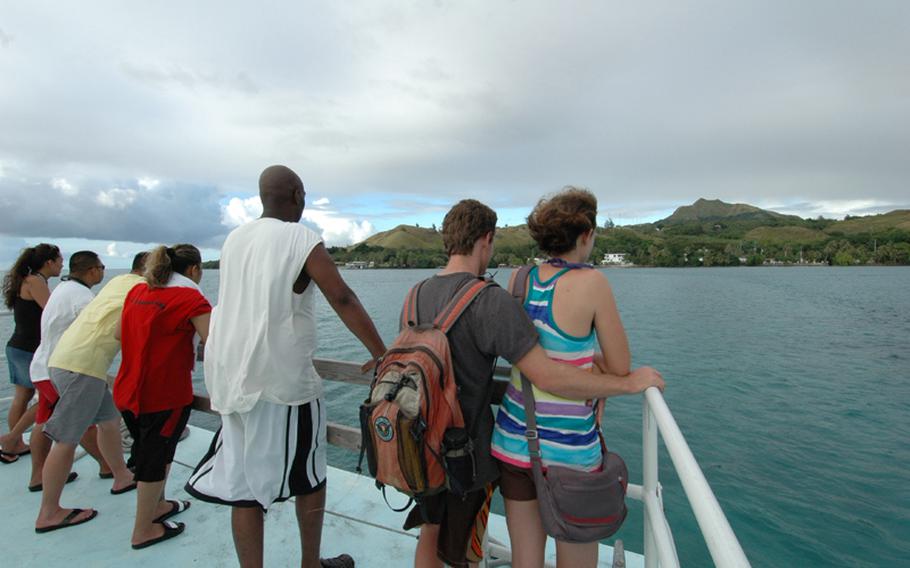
[491,266,602,472]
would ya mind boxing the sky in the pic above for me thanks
[1,1,908,266]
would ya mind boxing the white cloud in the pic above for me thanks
[106,242,121,257]
[96,187,138,209]
[219,196,374,246]
[302,209,375,247]
[221,196,262,227]
[312,197,330,207]
[766,199,903,220]
[52,177,78,196]
[137,176,160,190]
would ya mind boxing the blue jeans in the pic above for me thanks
[5,344,35,388]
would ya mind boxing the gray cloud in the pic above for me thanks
[0,174,227,248]
[1,0,908,248]
[120,62,259,95]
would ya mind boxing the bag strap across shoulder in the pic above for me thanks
[432,277,495,334]
[402,277,493,332]
[509,264,533,303]
[401,280,426,329]
[511,266,546,470]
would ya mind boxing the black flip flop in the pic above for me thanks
[29,471,79,492]
[110,482,137,495]
[131,521,185,549]
[35,508,98,533]
[152,500,191,524]
[0,451,18,465]
[98,472,114,479]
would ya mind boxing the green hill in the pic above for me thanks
[363,225,442,250]
[329,199,910,268]
[494,225,534,249]
[359,223,535,251]
[825,210,910,235]
[745,226,828,245]
[660,198,801,225]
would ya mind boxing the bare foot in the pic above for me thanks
[0,433,28,454]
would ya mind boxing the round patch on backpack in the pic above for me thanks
[374,416,394,442]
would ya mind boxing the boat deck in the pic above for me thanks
[2,425,641,567]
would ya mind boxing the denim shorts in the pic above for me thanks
[5,345,35,388]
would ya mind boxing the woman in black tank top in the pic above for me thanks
[1,244,62,461]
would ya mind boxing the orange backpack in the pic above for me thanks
[358,277,493,504]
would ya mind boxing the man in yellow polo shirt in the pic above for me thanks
[35,269,144,533]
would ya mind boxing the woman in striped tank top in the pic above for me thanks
[491,187,635,568]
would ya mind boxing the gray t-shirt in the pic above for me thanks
[405,272,538,490]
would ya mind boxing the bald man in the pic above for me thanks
[187,165,386,568]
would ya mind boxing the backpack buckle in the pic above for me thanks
[525,429,539,440]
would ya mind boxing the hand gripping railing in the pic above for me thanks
[640,387,750,568]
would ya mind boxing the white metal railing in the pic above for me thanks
[639,387,751,567]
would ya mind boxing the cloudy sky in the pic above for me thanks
[2,1,908,266]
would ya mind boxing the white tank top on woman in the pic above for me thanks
[205,217,323,415]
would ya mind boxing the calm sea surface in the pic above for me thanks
[2,267,908,567]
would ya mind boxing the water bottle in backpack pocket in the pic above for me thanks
[442,427,476,497]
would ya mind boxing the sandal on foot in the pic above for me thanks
[153,499,191,524]
[131,521,185,549]
[110,482,137,495]
[0,451,18,465]
[29,471,78,492]
[321,553,355,568]
[35,508,98,533]
[98,472,114,479]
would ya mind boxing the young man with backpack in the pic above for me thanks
[401,199,665,568]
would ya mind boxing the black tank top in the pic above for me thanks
[7,296,42,352]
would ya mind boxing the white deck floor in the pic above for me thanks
[1,426,642,567]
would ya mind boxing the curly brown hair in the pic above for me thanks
[527,187,597,256]
[442,199,497,256]
[2,243,61,309]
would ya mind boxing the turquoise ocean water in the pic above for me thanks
[2,267,908,566]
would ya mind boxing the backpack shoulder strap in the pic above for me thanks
[508,265,533,303]
[401,280,426,328]
[433,277,496,334]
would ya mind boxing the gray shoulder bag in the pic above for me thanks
[520,375,628,542]
[512,264,629,543]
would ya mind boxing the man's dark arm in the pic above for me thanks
[302,244,386,359]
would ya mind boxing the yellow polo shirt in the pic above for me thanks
[48,273,144,381]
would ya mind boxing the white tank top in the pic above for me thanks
[205,217,323,414]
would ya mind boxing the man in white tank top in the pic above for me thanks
[186,165,386,568]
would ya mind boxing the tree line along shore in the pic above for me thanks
[201,199,910,269]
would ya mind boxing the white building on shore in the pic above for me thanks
[602,252,630,265]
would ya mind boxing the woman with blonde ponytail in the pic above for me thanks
[114,243,211,548]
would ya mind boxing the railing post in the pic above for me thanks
[643,395,659,568]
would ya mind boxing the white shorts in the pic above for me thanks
[185,398,327,509]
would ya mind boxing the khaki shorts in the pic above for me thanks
[44,368,120,445]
